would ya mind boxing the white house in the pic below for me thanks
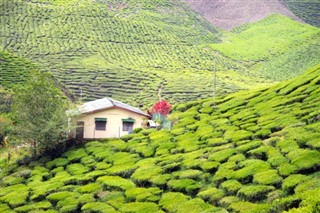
[74,98,150,139]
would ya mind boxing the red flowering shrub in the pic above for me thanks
[150,100,171,116]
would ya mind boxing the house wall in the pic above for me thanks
[77,107,147,139]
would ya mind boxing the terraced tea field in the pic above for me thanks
[1,65,319,212]
[3,0,319,107]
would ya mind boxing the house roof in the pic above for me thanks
[77,97,149,117]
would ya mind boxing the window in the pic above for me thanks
[122,118,135,132]
[95,118,107,131]
[123,122,134,131]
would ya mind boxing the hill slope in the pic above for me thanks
[0,0,319,107]
[1,65,319,212]
[284,0,320,28]
[184,0,301,30]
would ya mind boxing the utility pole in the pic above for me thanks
[214,55,217,100]
[213,52,219,101]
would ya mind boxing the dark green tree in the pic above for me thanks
[12,71,71,157]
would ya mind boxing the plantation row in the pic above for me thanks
[1,65,319,212]
[0,51,35,88]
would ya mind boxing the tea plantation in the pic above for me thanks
[1,0,319,107]
[1,64,319,212]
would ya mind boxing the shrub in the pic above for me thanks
[253,170,283,186]
[276,140,299,154]
[125,187,162,202]
[197,187,224,203]
[97,175,135,190]
[95,162,112,170]
[229,201,270,213]
[176,198,218,213]
[149,174,171,186]
[237,185,274,202]
[224,130,253,142]
[0,204,11,212]
[173,169,202,179]
[167,179,201,194]
[46,191,75,203]
[236,141,262,152]
[159,192,189,212]
[63,148,88,162]
[208,148,237,162]
[66,163,90,175]
[282,174,311,194]
[286,149,320,171]
[81,156,97,167]
[108,139,128,151]
[0,184,29,208]
[254,128,271,139]
[106,164,138,177]
[131,165,162,184]
[234,159,271,183]
[294,177,320,194]
[200,161,220,172]
[218,196,240,208]
[207,138,228,147]
[81,202,117,213]
[2,175,24,186]
[119,202,159,213]
[45,158,69,169]
[228,154,246,162]
[220,180,242,195]
[75,194,94,206]
[77,183,102,194]
[278,163,298,176]
[14,201,52,212]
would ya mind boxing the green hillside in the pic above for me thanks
[2,0,319,107]
[284,0,320,28]
[0,51,35,88]
[1,65,319,212]
[210,14,320,81]
[1,0,231,107]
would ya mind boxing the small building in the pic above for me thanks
[74,98,149,139]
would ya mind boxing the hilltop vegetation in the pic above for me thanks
[1,65,319,212]
[1,0,319,107]
[210,14,320,80]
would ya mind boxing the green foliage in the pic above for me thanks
[159,192,189,212]
[237,185,275,201]
[97,175,135,190]
[197,187,224,203]
[253,170,283,186]
[221,180,242,195]
[119,202,159,213]
[0,65,320,212]
[12,71,72,157]
[286,149,320,171]
[81,202,117,213]
[167,179,201,193]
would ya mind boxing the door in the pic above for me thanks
[76,121,84,139]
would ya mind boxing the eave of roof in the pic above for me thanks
[77,97,150,117]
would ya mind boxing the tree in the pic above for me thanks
[12,71,71,157]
